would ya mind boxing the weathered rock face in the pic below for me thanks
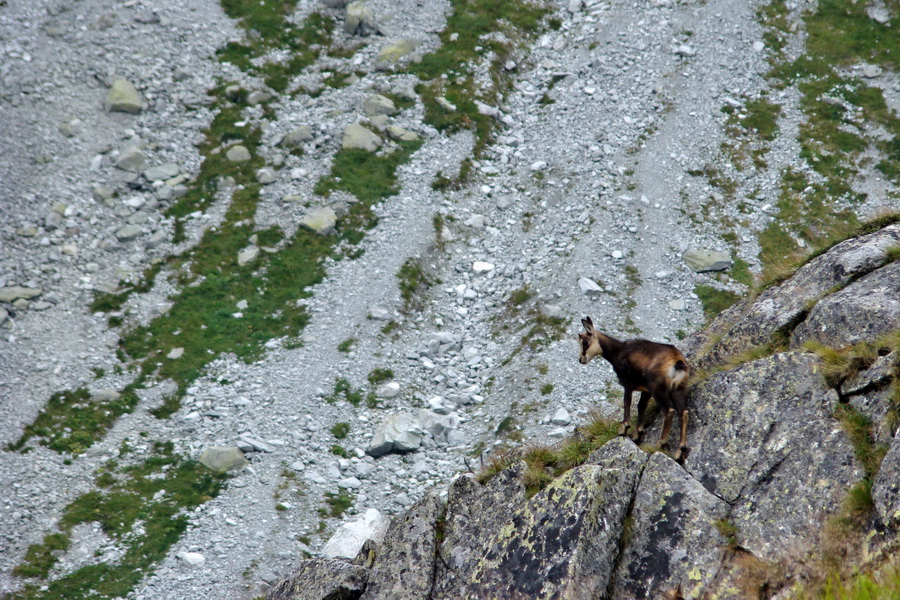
[684,352,862,559]
[360,494,444,600]
[612,451,729,600]
[693,223,900,368]
[791,260,900,348]
[458,439,646,600]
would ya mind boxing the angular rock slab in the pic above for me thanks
[367,413,424,457]
[106,78,143,113]
[299,207,338,236]
[199,446,248,473]
[457,438,647,600]
[874,433,900,528]
[791,260,900,348]
[613,452,729,600]
[697,223,900,368]
[267,558,368,600]
[376,39,420,69]
[685,352,863,559]
[361,493,445,600]
[683,248,731,272]
[342,123,382,152]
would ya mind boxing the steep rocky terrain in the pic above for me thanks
[269,225,900,598]
[0,0,898,598]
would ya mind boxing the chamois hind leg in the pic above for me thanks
[632,391,651,443]
[674,410,689,462]
[619,386,633,437]
[673,387,690,462]
[659,407,675,448]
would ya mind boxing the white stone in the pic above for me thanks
[578,277,603,296]
[321,509,388,559]
[530,160,547,171]
[551,408,571,426]
[177,551,206,567]
[238,246,259,266]
[377,381,401,398]
[611,250,624,259]
[473,261,494,273]
[669,299,686,311]
[167,347,184,359]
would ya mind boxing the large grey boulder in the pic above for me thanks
[106,78,143,113]
[342,123,382,152]
[695,223,900,368]
[267,558,368,600]
[299,207,337,236]
[791,260,900,348]
[612,451,729,599]
[361,494,445,600]
[684,352,863,559]
[367,414,424,457]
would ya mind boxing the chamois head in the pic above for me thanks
[578,317,603,364]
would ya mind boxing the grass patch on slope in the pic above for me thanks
[753,0,900,286]
[408,0,550,180]
[10,442,225,598]
[477,411,620,497]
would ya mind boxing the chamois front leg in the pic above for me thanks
[620,386,633,437]
[633,391,650,443]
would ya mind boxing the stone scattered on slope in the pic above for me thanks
[199,446,249,473]
[116,146,146,171]
[683,248,731,272]
[342,123,382,151]
[321,508,389,559]
[364,94,397,118]
[0,286,43,302]
[344,1,375,36]
[238,245,259,266]
[226,145,252,162]
[578,276,603,295]
[299,207,337,235]
[368,414,424,456]
[385,125,418,142]
[105,78,143,113]
[279,126,314,148]
[376,39,419,69]
[177,551,206,567]
[144,164,179,182]
[115,225,143,242]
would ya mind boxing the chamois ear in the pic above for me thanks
[582,317,594,333]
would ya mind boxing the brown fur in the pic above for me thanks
[578,316,691,461]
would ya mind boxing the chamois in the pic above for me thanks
[577,316,690,461]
